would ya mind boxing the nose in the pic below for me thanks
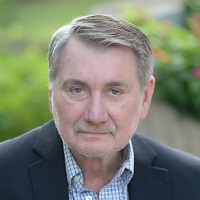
[84,94,109,125]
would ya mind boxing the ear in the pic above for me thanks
[140,76,155,120]
[49,90,53,113]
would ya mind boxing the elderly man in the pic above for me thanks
[0,14,200,200]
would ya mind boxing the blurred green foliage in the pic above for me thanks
[123,6,200,120]
[0,46,51,140]
[184,0,200,15]
[0,0,112,141]
[0,0,109,43]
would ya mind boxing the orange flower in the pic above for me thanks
[189,14,200,38]
[153,47,172,63]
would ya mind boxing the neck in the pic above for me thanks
[70,149,122,194]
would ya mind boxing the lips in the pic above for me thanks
[80,131,108,135]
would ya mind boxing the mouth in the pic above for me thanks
[80,131,108,135]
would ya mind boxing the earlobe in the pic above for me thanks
[140,76,155,120]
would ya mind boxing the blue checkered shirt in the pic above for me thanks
[63,140,134,200]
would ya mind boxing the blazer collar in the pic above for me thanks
[128,134,170,200]
[29,120,69,200]
[32,120,62,157]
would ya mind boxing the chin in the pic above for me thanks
[69,143,113,158]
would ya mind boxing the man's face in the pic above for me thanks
[49,38,154,158]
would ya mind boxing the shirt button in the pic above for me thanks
[73,175,80,182]
[85,196,92,200]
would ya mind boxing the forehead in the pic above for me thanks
[61,36,135,59]
[56,38,139,86]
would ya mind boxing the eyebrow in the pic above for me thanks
[61,78,90,90]
[105,81,129,89]
[61,79,129,90]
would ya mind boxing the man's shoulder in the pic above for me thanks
[0,120,56,163]
[0,124,42,162]
[133,133,200,197]
[0,120,62,199]
[131,134,200,199]
[133,133,200,170]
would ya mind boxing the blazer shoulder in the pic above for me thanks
[0,124,42,162]
[134,133,200,168]
[0,120,62,200]
[133,133,200,198]
[0,120,58,164]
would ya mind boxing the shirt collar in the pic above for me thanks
[63,142,82,188]
[112,140,134,189]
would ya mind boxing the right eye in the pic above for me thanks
[70,87,84,94]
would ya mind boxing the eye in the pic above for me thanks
[109,89,121,95]
[71,87,84,94]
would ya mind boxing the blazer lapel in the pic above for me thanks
[128,134,170,200]
[28,121,69,200]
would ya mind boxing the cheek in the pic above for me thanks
[110,99,142,132]
[52,95,86,126]
[51,99,83,142]
[114,98,142,119]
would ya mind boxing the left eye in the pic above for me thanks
[110,89,120,95]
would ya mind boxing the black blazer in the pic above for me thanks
[0,120,200,200]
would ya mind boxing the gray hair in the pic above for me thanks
[48,14,154,89]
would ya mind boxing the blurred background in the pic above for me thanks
[0,0,200,156]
